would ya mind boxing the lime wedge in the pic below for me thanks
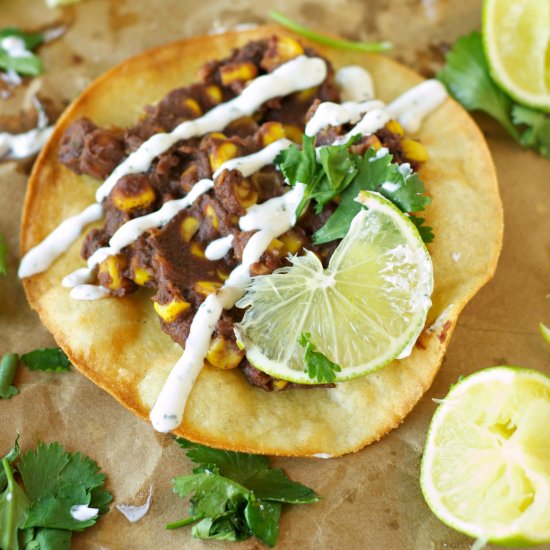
[421,366,550,546]
[235,190,433,384]
[483,0,550,112]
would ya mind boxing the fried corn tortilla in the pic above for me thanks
[20,25,503,456]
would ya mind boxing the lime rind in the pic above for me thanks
[235,191,433,384]
[483,0,550,113]
[539,322,550,346]
[421,366,550,546]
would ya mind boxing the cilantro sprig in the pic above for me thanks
[0,28,45,77]
[21,348,71,372]
[0,440,112,549]
[170,438,319,547]
[438,31,550,160]
[275,136,433,244]
[0,354,19,400]
[298,332,341,383]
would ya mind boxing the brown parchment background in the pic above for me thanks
[0,0,549,548]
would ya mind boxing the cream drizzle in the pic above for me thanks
[95,56,327,202]
[205,234,234,261]
[386,79,447,133]
[335,108,390,144]
[335,66,374,102]
[70,284,110,300]
[149,184,305,432]
[18,203,104,278]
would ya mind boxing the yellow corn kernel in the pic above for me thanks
[209,141,239,172]
[368,134,382,151]
[295,86,318,102]
[402,139,429,162]
[206,336,244,370]
[194,280,222,297]
[277,36,304,59]
[153,298,191,323]
[220,62,258,86]
[191,242,206,259]
[181,216,200,243]
[205,85,223,104]
[209,132,227,140]
[98,255,124,290]
[283,124,303,144]
[385,119,404,136]
[132,266,151,286]
[217,269,228,282]
[112,184,156,212]
[182,98,202,117]
[267,238,285,252]
[234,180,259,208]
[272,379,288,391]
[237,190,258,208]
[261,122,285,146]
[280,232,304,254]
[204,204,219,230]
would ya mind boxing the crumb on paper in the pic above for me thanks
[451,251,461,262]
[115,484,154,523]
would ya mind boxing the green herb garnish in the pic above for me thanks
[21,348,71,372]
[0,354,19,400]
[170,438,319,547]
[275,136,433,244]
[0,440,110,548]
[0,234,7,275]
[268,11,392,53]
[0,28,45,76]
[438,31,550,160]
[298,332,341,383]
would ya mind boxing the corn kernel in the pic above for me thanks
[267,238,284,252]
[209,132,227,140]
[209,141,239,172]
[237,190,258,208]
[385,119,404,136]
[277,36,304,59]
[368,134,382,151]
[191,242,206,259]
[206,85,223,104]
[132,266,152,286]
[181,216,200,243]
[98,255,125,290]
[206,336,244,369]
[204,204,219,230]
[153,298,191,323]
[280,231,304,254]
[112,183,156,212]
[194,280,222,297]
[217,269,228,282]
[272,379,288,391]
[220,62,258,86]
[402,139,429,162]
[295,86,318,102]
[182,98,202,117]
[283,124,303,144]
[261,122,285,146]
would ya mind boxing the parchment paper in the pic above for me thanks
[1,1,549,549]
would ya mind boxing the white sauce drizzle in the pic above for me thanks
[386,79,447,133]
[62,267,95,288]
[335,66,374,102]
[205,234,234,261]
[70,284,110,300]
[70,504,99,522]
[18,203,104,278]
[116,484,154,523]
[150,184,305,432]
[95,57,327,202]
[335,108,390,144]
[426,304,454,334]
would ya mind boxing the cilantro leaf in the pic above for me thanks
[275,134,318,188]
[21,348,71,372]
[410,215,434,243]
[244,499,281,548]
[0,353,19,400]
[0,28,44,76]
[26,527,72,550]
[298,332,341,383]
[175,438,318,503]
[437,31,519,140]
[0,457,30,550]
[18,442,111,531]
[0,28,45,51]
[0,234,7,275]
[512,105,550,160]
[313,149,432,244]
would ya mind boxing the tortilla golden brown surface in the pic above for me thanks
[20,25,502,456]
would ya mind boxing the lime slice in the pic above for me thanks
[421,366,550,546]
[235,190,433,384]
[483,0,550,112]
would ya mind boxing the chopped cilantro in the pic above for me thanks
[438,31,550,160]
[21,347,71,372]
[170,438,319,546]
[0,354,19,400]
[298,332,341,383]
[0,28,44,76]
[0,234,7,275]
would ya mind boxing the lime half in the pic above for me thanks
[235,190,433,384]
[483,0,550,112]
[421,366,550,546]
